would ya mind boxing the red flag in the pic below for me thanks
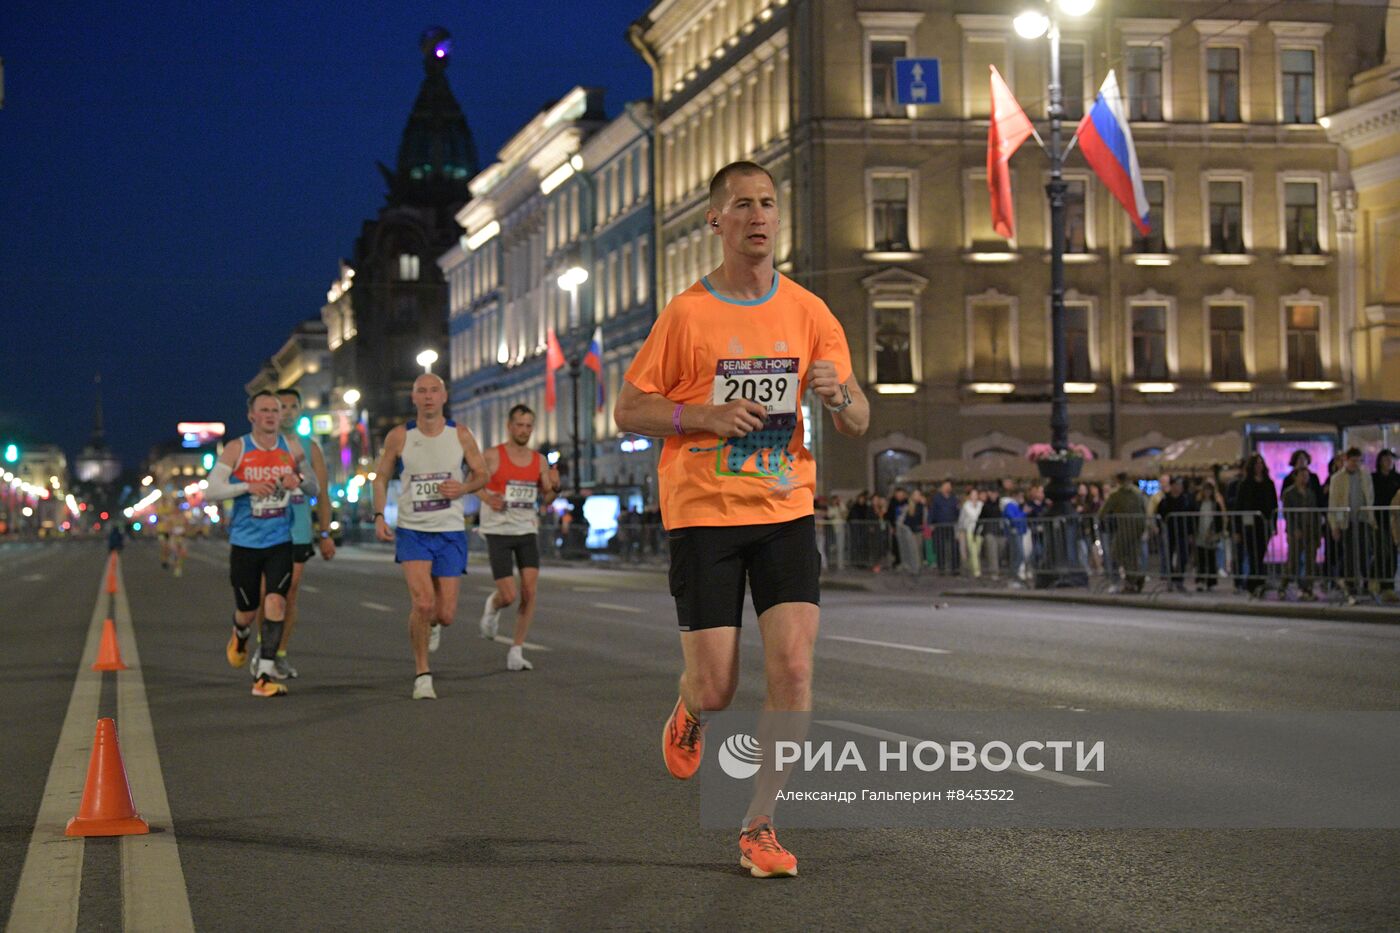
[987,65,1035,240]
[545,327,566,412]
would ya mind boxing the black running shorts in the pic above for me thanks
[292,543,316,564]
[667,515,820,631]
[229,543,295,612]
[485,533,541,580]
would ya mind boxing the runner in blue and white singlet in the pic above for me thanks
[371,374,489,700]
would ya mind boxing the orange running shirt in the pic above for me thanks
[624,273,852,529]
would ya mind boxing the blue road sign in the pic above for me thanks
[894,58,941,106]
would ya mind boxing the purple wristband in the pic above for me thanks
[672,403,686,436]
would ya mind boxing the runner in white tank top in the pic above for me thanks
[370,374,489,700]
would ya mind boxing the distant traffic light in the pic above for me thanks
[202,452,215,470]
[296,416,312,437]
[3,443,17,463]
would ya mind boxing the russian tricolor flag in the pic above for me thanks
[582,326,605,411]
[1074,71,1151,236]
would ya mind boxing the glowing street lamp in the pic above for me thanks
[416,349,439,373]
[342,388,361,407]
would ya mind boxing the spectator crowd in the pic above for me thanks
[811,447,1400,605]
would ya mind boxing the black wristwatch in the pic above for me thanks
[373,512,384,520]
[319,531,331,539]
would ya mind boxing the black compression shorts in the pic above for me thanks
[229,543,294,612]
[666,515,820,631]
[485,533,541,580]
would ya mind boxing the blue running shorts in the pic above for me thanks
[395,528,468,577]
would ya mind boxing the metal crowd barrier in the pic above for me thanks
[815,508,1400,603]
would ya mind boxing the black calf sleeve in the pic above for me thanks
[260,618,284,660]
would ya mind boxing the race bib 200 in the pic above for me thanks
[409,472,452,512]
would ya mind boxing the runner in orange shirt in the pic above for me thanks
[615,161,870,878]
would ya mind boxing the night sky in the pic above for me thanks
[0,1,651,470]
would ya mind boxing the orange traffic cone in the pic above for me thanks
[106,567,117,594]
[65,718,149,837]
[92,619,127,672]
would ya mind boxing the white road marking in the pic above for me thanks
[7,557,195,933]
[21,573,46,582]
[361,601,395,612]
[817,720,1108,788]
[6,574,105,931]
[593,602,643,614]
[824,635,951,655]
[300,584,321,594]
[571,586,608,592]
[111,564,195,930]
[491,635,552,652]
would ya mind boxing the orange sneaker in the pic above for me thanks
[738,818,798,878]
[251,675,287,698]
[662,696,705,779]
[226,627,249,668]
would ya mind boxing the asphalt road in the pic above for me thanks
[3,539,1398,931]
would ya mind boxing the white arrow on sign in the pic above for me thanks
[912,63,924,80]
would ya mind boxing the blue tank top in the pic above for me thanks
[289,435,315,545]
[228,433,298,549]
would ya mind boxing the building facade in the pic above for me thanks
[442,89,657,493]
[1326,5,1400,401]
[322,29,479,444]
[73,375,121,486]
[244,318,333,408]
[2,444,69,535]
[630,0,1391,495]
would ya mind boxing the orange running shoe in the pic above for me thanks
[250,675,288,698]
[226,627,249,668]
[738,818,798,878]
[662,696,705,779]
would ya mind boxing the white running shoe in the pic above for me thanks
[412,673,437,700]
[480,594,500,640]
[428,623,442,654]
[507,645,533,671]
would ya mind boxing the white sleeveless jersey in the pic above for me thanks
[395,420,467,533]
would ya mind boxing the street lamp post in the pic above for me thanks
[1014,0,1093,515]
[1015,0,1094,586]
[556,265,591,499]
[554,266,598,557]
[416,349,438,374]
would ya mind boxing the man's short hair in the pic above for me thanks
[1346,446,1362,458]
[508,404,535,421]
[1115,471,1130,484]
[709,161,775,207]
[276,388,303,404]
[248,390,278,410]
